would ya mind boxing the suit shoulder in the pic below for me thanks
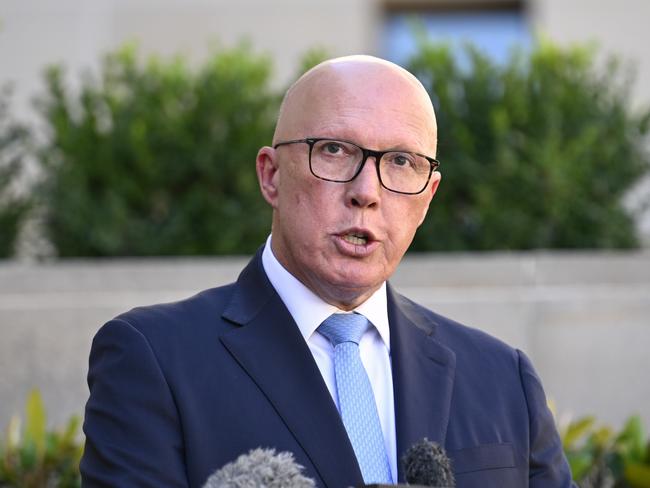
[111,282,237,336]
[394,291,519,361]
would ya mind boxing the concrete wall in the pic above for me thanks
[533,0,650,108]
[1,252,649,433]
[4,0,650,115]
[0,0,379,122]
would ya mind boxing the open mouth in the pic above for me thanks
[341,231,370,246]
[335,228,378,257]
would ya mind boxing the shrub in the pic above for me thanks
[0,86,30,258]
[561,415,650,487]
[407,41,650,251]
[37,44,277,256]
[0,390,82,487]
[34,41,650,255]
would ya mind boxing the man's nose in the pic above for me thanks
[345,156,381,208]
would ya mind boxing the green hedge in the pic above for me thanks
[408,41,650,251]
[19,41,650,256]
[0,87,30,258]
[37,45,277,256]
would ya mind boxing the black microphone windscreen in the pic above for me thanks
[402,439,455,487]
[203,447,316,488]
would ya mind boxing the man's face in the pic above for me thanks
[257,60,440,309]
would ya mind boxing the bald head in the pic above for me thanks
[274,55,437,155]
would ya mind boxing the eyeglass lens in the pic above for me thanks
[310,139,431,194]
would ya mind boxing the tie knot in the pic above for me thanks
[318,313,369,346]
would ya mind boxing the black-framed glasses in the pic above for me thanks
[273,137,440,195]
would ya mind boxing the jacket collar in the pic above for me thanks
[387,284,457,482]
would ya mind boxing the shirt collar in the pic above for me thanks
[261,235,390,349]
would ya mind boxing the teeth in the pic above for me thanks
[343,234,368,245]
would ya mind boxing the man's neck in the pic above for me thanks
[261,234,390,348]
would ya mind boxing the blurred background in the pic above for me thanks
[1,0,649,485]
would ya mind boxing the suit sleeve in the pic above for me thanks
[81,318,189,488]
[517,350,577,488]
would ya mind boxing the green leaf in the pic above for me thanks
[566,451,594,481]
[562,416,596,448]
[625,462,650,488]
[617,416,646,463]
[6,415,21,449]
[589,426,614,452]
[23,390,46,459]
[19,439,38,470]
[61,415,81,446]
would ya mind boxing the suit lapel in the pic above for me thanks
[388,284,457,482]
[220,250,363,488]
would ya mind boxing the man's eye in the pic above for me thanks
[394,155,409,166]
[324,142,343,154]
[389,153,415,167]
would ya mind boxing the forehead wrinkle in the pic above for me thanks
[316,111,435,155]
[313,90,437,155]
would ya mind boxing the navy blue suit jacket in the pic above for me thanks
[81,249,574,487]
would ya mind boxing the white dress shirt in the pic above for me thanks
[262,235,397,481]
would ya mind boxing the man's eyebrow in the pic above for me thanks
[331,137,423,152]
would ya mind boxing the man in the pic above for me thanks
[81,56,575,487]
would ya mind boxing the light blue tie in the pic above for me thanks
[318,313,392,485]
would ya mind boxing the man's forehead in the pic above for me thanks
[275,56,436,147]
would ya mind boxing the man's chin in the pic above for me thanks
[317,270,385,309]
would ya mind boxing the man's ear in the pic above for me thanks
[417,171,441,227]
[256,146,280,208]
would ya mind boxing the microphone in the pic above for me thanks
[403,439,455,487]
[202,447,316,488]
[363,438,455,488]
